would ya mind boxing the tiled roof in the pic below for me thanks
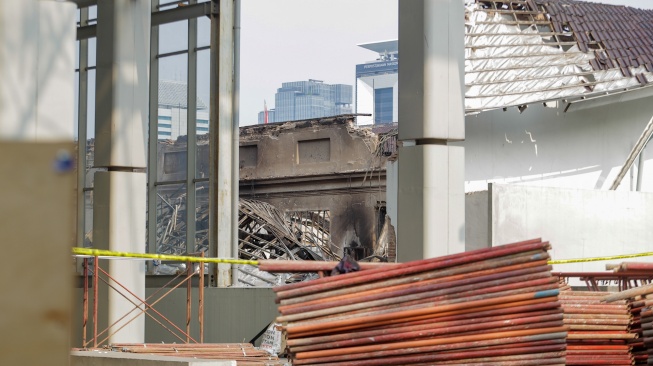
[159,80,207,110]
[465,0,653,113]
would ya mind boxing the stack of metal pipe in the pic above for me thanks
[559,291,634,365]
[627,297,653,365]
[273,238,567,365]
[602,270,653,365]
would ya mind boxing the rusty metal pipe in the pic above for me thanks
[291,330,568,365]
[93,255,98,348]
[287,307,562,347]
[290,314,564,353]
[286,289,560,336]
[280,263,552,316]
[276,240,549,299]
[279,274,557,323]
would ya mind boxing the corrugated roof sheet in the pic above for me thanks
[158,80,207,109]
[465,0,653,113]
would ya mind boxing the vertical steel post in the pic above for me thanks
[231,0,241,286]
[186,0,198,254]
[77,7,89,250]
[83,257,88,346]
[147,0,160,272]
[186,260,192,343]
[93,255,99,348]
[199,252,204,342]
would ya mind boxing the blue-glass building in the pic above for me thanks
[258,79,353,124]
[355,40,399,125]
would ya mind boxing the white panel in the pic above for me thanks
[464,97,653,193]
[94,171,146,343]
[356,78,374,125]
[37,1,76,140]
[490,184,653,281]
[0,0,38,139]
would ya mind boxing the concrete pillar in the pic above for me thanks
[209,0,236,287]
[397,0,465,261]
[93,0,150,343]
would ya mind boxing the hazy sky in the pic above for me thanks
[239,0,398,125]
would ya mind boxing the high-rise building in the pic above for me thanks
[158,80,209,140]
[258,79,352,124]
[355,40,398,125]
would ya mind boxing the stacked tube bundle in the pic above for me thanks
[559,291,634,365]
[273,238,567,365]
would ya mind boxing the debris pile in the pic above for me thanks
[108,343,287,366]
[273,238,567,365]
[154,196,340,285]
[559,291,634,365]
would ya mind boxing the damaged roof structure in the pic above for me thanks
[465,0,653,113]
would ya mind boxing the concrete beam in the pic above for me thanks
[397,0,465,261]
[397,145,465,260]
[93,171,147,343]
[209,0,236,287]
[398,0,465,142]
[93,0,150,343]
[94,0,150,168]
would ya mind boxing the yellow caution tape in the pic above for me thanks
[73,247,653,267]
[548,251,653,265]
[72,247,259,266]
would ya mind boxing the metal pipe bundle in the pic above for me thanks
[603,262,653,365]
[273,238,567,365]
[559,291,634,365]
[623,297,653,366]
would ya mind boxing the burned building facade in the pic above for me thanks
[155,115,396,261]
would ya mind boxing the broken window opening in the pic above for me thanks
[239,144,258,168]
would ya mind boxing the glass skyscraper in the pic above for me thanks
[258,79,353,124]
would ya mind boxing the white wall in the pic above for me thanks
[460,96,653,193]
[489,184,653,275]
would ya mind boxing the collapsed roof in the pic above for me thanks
[465,0,653,113]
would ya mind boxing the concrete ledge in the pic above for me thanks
[71,351,236,366]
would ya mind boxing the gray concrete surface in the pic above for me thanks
[71,351,235,366]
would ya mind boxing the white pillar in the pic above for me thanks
[209,0,236,287]
[397,0,465,261]
[93,0,150,343]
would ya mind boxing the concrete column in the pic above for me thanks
[209,0,236,287]
[93,0,150,343]
[397,0,465,261]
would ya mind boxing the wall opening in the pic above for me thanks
[297,138,330,164]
